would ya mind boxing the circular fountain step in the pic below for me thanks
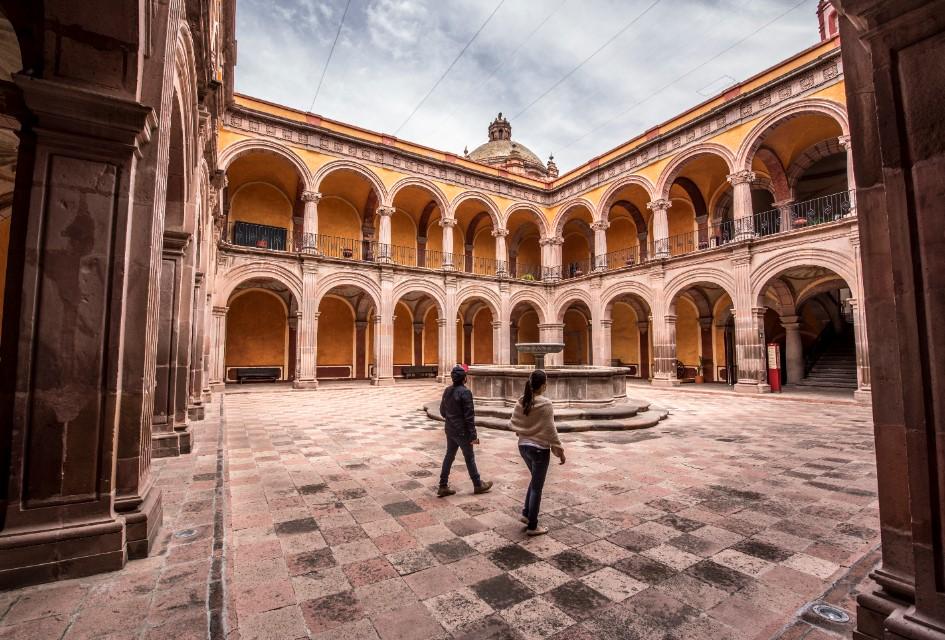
[423,399,668,432]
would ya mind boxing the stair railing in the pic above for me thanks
[804,323,836,377]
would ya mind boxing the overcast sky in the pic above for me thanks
[235,0,823,172]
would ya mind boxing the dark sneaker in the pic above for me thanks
[437,485,456,497]
[474,480,493,494]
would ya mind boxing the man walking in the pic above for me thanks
[437,365,493,497]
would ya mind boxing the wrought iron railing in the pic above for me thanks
[231,221,289,251]
[603,246,641,270]
[510,262,542,281]
[561,259,592,280]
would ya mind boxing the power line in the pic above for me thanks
[429,0,569,136]
[308,0,353,113]
[561,0,808,153]
[510,0,663,121]
[394,0,507,136]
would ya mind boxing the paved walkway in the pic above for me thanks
[0,384,879,639]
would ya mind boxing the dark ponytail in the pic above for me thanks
[522,369,547,416]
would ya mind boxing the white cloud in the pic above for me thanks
[235,0,824,172]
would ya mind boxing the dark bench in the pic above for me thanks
[402,365,438,379]
[233,367,280,383]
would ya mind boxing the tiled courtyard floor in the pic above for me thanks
[0,384,880,639]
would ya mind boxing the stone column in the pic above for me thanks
[510,323,520,364]
[374,271,395,384]
[539,238,554,280]
[439,217,456,270]
[492,320,504,364]
[301,190,321,252]
[591,221,609,271]
[171,231,197,449]
[732,251,769,393]
[773,199,795,233]
[376,205,395,263]
[294,263,319,389]
[838,135,856,213]
[550,236,564,280]
[647,199,672,258]
[597,319,613,366]
[436,317,449,380]
[492,228,509,276]
[728,170,756,240]
[537,323,565,367]
[413,321,424,365]
[462,323,473,365]
[651,313,679,386]
[0,77,156,587]
[637,232,649,262]
[699,316,714,382]
[355,321,368,379]
[443,275,458,376]
[849,298,872,402]
[187,272,206,421]
[781,315,803,384]
[209,306,228,391]
[695,215,709,249]
[638,321,650,379]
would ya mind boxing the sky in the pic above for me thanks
[234,0,823,173]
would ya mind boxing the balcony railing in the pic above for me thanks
[227,190,854,279]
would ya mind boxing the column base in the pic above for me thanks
[152,427,191,458]
[115,479,163,560]
[293,379,319,390]
[0,518,127,589]
[651,378,681,387]
[735,382,771,394]
[210,382,225,392]
[372,377,396,387]
[854,388,872,404]
[201,389,212,403]
[187,403,205,421]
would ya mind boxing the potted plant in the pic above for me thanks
[342,247,354,258]
[521,273,535,281]
[624,257,635,266]
[792,215,808,228]
[255,238,268,249]
[695,356,707,384]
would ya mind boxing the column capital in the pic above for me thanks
[491,227,509,238]
[376,205,396,217]
[549,236,564,246]
[301,190,322,203]
[438,217,458,228]
[646,199,672,212]
[780,314,800,327]
[664,313,677,324]
[637,320,650,330]
[599,318,613,328]
[838,134,852,150]
[726,170,756,186]
[591,220,610,232]
[212,305,228,316]
[491,320,503,329]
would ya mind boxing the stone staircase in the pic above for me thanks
[795,328,857,390]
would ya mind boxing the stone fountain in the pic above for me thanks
[424,343,668,432]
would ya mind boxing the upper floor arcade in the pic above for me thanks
[213,37,852,288]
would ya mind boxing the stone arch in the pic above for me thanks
[503,202,549,239]
[597,175,657,221]
[760,277,797,316]
[455,285,501,317]
[218,138,314,190]
[313,160,388,205]
[664,268,737,309]
[735,98,850,170]
[387,176,450,216]
[749,248,856,304]
[450,191,501,230]
[216,263,303,307]
[785,138,845,196]
[553,288,595,323]
[551,197,597,237]
[172,21,200,207]
[314,272,382,312]
[508,290,548,324]
[656,143,737,201]
[601,281,655,319]
[391,279,446,316]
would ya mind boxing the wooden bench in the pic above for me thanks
[233,367,280,383]
[402,365,438,379]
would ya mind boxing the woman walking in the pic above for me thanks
[509,370,566,536]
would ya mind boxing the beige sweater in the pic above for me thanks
[509,395,562,451]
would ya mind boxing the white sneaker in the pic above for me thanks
[526,525,549,536]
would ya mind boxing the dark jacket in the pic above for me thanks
[440,384,477,442]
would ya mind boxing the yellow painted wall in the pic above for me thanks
[516,235,541,270]
[319,196,362,239]
[611,303,639,365]
[472,308,493,364]
[668,201,695,244]
[423,308,439,364]
[225,290,287,377]
[712,294,732,371]
[394,302,412,365]
[675,298,699,366]
[318,296,354,367]
[563,309,589,364]
[230,182,293,229]
[473,227,495,262]
[562,233,589,268]
[516,310,540,365]
[391,211,416,250]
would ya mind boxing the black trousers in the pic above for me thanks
[439,434,481,487]
[519,445,551,529]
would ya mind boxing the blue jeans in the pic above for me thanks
[519,445,551,529]
[439,434,481,488]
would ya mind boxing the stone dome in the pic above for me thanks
[466,113,554,179]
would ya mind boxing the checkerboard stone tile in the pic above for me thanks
[0,385,881,639]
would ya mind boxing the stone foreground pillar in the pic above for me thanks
[733,252,770,393]
[373,271,395,384]
[647,200,671,258]
[209,306,227,391]
[0,77,156,588]
[294,263,319,389]
[651,313,679,386]
[781,315,804,384]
